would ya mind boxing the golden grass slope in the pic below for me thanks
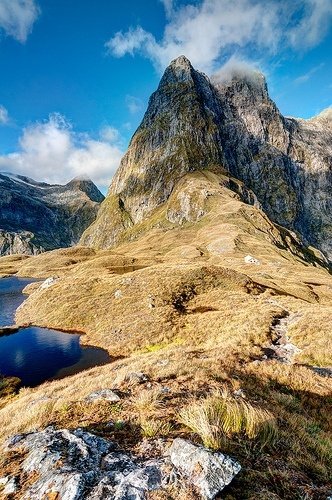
[0,170,331,498]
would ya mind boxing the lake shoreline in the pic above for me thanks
[0,276,112,387]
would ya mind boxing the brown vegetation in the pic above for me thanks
[0,173,331,498]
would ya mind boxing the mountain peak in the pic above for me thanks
[66,177,105,203]
[81,58,332,260]
[161,55,196,85]
[312,107,332,123]
[169,55,192,69]
[212,67,267,99]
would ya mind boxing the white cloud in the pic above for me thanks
[294,62,325,84]
[160,0,174,19]
[99,125,121,143]
[212,56,262,85]
[0,114,124,189]
[0,0,40,43]
[0,105,9,124]
[125,95,144,114]
[105,0,332,74]
[107,26,154,58]
[289,0,332,49]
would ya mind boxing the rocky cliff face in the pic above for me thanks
[0,173,104,255]
[81,56,332,259]
[0,230,41,256]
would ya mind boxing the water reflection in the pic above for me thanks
[0,277,110,387]
[0,277,38,326]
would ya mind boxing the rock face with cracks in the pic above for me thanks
[81,56,332,259]
[4,428,240,499]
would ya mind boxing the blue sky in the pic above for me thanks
[0,0,331,189]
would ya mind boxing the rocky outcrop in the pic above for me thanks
[0,173,104,255]
[0,230,42,256]
[81,56,332,260]
[3,428,240,499]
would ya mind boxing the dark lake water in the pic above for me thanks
[0,277,110,387]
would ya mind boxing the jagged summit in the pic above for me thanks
[306,107,332,129]
[81,57,332,260]
[317,107,332,120]
[213,70,268,103]
[169,55,193,69]
[160,55,203,86]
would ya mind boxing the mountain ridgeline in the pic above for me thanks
[0,173,104,255]
[81,56,332,260]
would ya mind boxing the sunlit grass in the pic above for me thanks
[179,390,278,450]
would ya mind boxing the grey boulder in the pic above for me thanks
[169,438,241,499]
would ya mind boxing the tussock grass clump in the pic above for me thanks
[131,388,171,438]
[131,388,164,415]
[179,390,278,450]
[140,418,172,438]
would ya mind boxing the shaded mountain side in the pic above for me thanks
[81,56,332,259]
[0,173,104,255]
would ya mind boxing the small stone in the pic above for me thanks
[147,295,155,309]
[233,389,245,398]
[3,477,18,495]
[85,389,121,403]
[125,372,149,385]
[156,359,169,367]
[39,277,58,290]
[114,289,123,299]
[0,476,9,486]
[244,255,260,265]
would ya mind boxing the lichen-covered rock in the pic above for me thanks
[5,427,168,500]
[2,477,18,495]
[169,438,241,499]
[3,428,241,499]
[39,276,58,290]
[81,56,332,260]
[244,255,260,265]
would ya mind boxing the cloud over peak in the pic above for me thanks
[105,0,332,74]
[0,0,40,43]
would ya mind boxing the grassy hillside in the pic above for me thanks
[0,171,331,498]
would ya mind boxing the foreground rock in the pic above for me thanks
[3,428,240,499]
[169,438,241,499]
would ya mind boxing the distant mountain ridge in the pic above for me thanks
[0,173,104,255]
[81,56,332,260]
